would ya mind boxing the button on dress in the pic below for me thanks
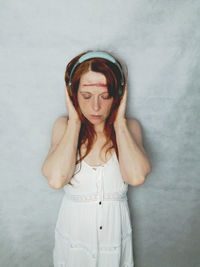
[53,151,134,267]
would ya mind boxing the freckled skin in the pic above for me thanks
[77,71,113,133]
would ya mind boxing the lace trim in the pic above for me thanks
[55,228,97,259]
[98,230,132,252]
[122,229,133,243]
[64,191,128,202]
[122,263,134,267]
[55,228,132,259]
[54,261,134,267]
[53,263,67,267]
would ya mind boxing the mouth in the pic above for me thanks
[90,114,102,119]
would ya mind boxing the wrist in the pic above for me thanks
[68,118,81,127]
[114,117,127,128]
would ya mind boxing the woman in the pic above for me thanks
[41,50,152,267]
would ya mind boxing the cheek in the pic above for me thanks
[77,97,83,112]
[77,95,84,107]
[78,99,89,115]
[107,99,113,108]
[104,100,113,113]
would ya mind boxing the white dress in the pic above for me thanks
[53,151,134,267]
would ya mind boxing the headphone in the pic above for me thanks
[68,51,125,97]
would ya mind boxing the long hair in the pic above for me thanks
[64,50,127,185]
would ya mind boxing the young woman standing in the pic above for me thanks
[41,50,152,267]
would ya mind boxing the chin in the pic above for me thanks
[89,117,105,124]
[90,119,103,124]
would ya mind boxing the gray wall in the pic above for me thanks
[1,0,200,266]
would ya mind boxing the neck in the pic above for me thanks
[94,122,105,134]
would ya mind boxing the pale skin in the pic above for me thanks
[67,70,152,185]
[41,70,152,188]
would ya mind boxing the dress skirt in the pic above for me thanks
[53,151,134,267]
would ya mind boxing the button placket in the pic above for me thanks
[97,167,104,232]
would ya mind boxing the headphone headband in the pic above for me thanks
[68,51,125,96]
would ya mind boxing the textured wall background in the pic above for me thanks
[1,0,200,266]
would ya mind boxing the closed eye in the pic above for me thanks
[101,95,111,99]
[82,94,111,100]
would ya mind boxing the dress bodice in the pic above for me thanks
[63,151,128,202]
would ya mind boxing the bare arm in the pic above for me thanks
[114,118,152,186]
[41,116,81,189]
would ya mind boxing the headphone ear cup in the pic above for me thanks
[119,86,124,98]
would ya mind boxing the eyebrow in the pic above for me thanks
[82,83,107,87]
[80,91,109,94]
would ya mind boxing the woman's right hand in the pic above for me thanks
[65,86,81,122]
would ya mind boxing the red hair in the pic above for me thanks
[64,50,127,185]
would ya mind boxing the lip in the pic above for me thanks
[91,115,102,118]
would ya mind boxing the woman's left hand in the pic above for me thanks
[114,83,128,126]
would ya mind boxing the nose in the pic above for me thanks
[91,96,101,112]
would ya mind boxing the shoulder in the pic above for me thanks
[53,116,68,128]
[45,116,68,158]
[51,116,68,140]
[126,118,142,136]
[126,117,140,126]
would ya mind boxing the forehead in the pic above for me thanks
[79,71,108,93]
[79,71,107,85]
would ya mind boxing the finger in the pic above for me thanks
[124,85,128,97]
[65,86,75,109]
[121,87,127,102]
[65,87,71,101]
[65,86,69,96]
[65,87,71,109]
